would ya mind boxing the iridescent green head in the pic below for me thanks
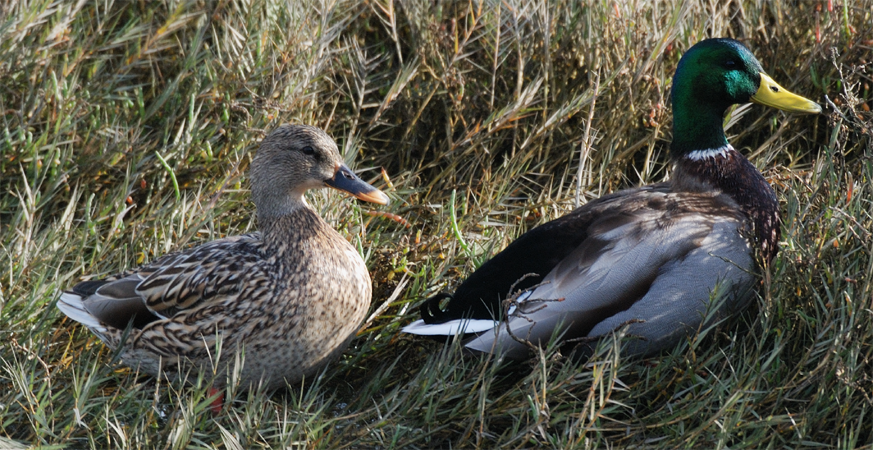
[670,38,820,156]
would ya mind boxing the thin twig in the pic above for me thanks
[576,69,600,208]
[449,189,470,255]
[359,274,409,333]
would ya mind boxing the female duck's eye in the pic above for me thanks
[301,146,315,155]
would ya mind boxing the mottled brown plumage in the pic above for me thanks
[58,124,389,389]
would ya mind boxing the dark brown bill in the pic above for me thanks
[325,164,390,205]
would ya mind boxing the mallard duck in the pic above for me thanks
[58,124,389,389]
[402,38,821,359]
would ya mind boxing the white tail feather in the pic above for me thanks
[401,318,498,336]
[57,292,107,332]
[401,292,527,336]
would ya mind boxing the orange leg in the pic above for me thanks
[208,386,224,415]
[364,210,410,228]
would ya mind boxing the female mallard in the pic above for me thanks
[58,124,389,389]
[403,38,821,359]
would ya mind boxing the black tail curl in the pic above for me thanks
[420,293,455,324]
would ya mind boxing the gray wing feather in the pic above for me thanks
[587,220,754,354]
[465,205,753,359]
[82,274,168,329]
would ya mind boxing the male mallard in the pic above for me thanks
[58,124,389,389]
[402,38,821,359]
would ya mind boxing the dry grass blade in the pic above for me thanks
[1,0,871,448]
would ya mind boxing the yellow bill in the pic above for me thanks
[751,73,822,114]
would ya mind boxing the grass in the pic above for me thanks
[1,0,871,448]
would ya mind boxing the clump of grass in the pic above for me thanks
[1,0,871,448]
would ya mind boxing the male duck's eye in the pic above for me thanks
[301,146,315,155]
[724,60,737,69]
